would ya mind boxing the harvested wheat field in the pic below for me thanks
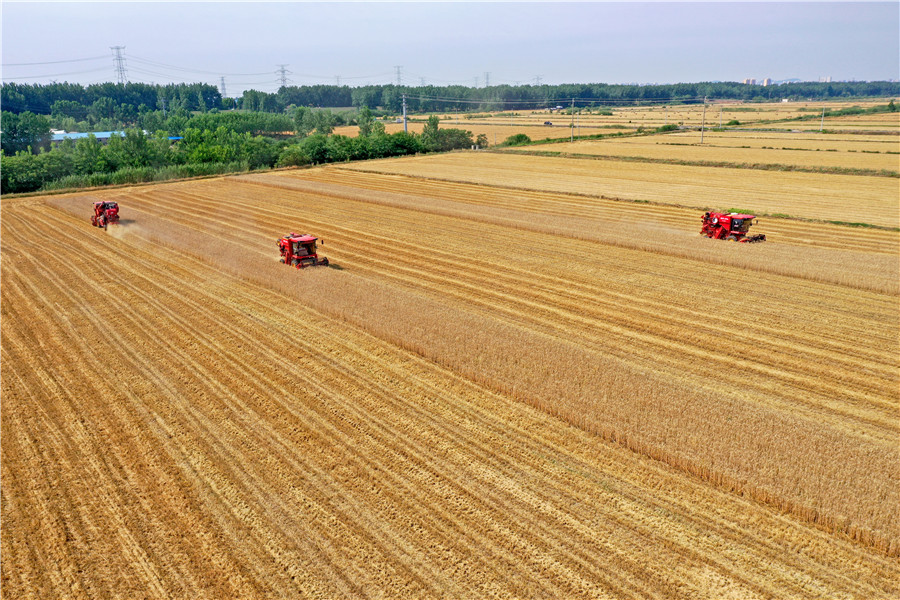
[333,120,625,142]
[509,132,900,172]
[2,154,899,598]
[347,152,900,227]
[511,138,898,171]
[665,129,900,152]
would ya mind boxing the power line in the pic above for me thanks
[2,55,108,67]
[129,54,272,77]
[2,66,111,80]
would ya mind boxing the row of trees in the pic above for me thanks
[1,111,479,194]
[5,80,897,122]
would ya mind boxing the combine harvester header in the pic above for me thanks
[90,201,119,230]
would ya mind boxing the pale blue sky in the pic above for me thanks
[2,2,898,94]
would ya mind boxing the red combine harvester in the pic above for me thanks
[91,201,119,229]
[278,233,329,268]
[701,212,766,243]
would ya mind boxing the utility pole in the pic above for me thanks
[719,107,722,127]
[570,98,575,143]
[820,105,826,132]
[402,94,407,133]
[394,65,402,86]
[700,96,708,144]
[276,64,290,88]
[664,105,668,126]
[110,46,127,84]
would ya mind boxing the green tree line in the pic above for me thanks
[5,80,898,123]
[1,108,478,194]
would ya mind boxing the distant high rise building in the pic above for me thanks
[762,78,773,86]
[743,78,757,85]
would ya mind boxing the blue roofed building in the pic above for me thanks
[50,131,125,146]
[50,131,183,146]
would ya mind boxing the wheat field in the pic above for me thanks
[344,152,900,227]
[508,135,900,171]
[3,150,899,597]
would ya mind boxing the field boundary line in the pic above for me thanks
[491,148,900,179]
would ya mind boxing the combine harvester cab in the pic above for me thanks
[278,233,329,268]
[91,201,119,229]
[701,212,766,243]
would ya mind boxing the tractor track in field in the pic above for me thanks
[4,176,900,597]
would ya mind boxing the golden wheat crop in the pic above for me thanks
[333,120,625,142]
[3,161,899,597]
[436,100,899,131]
[345,152,900,227]
[510,135,900,171]
[665,129,900,151]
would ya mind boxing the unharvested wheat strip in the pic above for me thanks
[122,186,898,437]
[341,153,900,227]
[507,140,900,172]
[236,171,899,294]
[289,168,899,257]
[116,183,896,396]
[65,186,900,464]
[51,189,900,474]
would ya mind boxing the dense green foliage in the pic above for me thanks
[0,113,474,194]
[4,81,898,124]
[2,79,896,195]
[0,110,52,154]
[500,134,532,147]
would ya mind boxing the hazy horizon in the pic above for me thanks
[3,2,898,96]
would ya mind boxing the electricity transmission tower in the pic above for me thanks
[276,64,291,87]
[534,75,542,85]
[394,65,403,86]
[484,72,490,87]
[110,46,127,84]
[219,77,227,98]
